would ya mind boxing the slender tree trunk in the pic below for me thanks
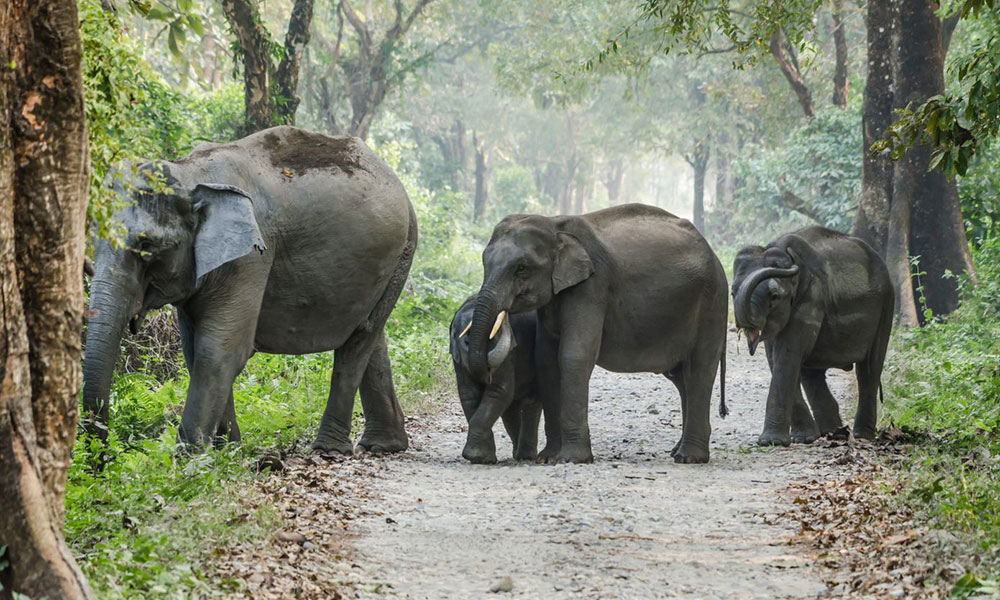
[473,132,489,223]
[714,152,732,211]
[896,0,975,319]
[0,1,94,598]
[831,0,849,108]
[770,27,816,118]
[687,144,710,233]
[605,158,626,205]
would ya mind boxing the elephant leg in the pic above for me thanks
[500,407,521,450]
[313,330,381,455]
[759,326,817,447]
[356,332,408,453]
[177,290,261,450]
[463,367,514,464]
[549,303,603,465]
[213,391,241,448]
[513,398,541,461]
[790,380,820,444]
[801,368,843,435]
[853,359,880,440]
[664,368,687,458]
[672,354,716,464]
[535,330,561,462]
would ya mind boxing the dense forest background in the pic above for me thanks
[2,0,998,597]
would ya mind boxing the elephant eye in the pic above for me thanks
[516,264,529,277]
[133,238,156,257]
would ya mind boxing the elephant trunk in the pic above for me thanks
[467,287,504,382]
[734,265,799,354]
[82,248,142,439]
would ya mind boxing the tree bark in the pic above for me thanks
[853,0,895,257]
[831,0,849,109]
[0,1,94,598]
[604,158,626,205]
[895,0,975,320]
[274,0,315,122]
[686,143,710,232]
[770,27,816,118]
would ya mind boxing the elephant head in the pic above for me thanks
[82,164,266,436]
[731,234,826,355]
[466,215,593,381]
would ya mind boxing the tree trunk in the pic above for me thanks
[831,0,849,109]
[687,144,710,232]
[274,0,315,123]
[221,0,275,133]
[714,152,732,211]
[604,159,626,205]
[473,132,489,223]
[0,1,95,598]
[770,27,816,118]
[895,0,975,320]
[853,0,895,257]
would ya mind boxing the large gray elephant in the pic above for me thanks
[466,204,729,464]
[731,227,893,446]
[83,126,417,453]
[450,296,542,464]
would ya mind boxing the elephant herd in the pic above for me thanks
[83,126,894,466]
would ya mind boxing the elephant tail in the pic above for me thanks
[718,347,728,419]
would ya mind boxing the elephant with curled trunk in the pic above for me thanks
[450,296,542,464]
[467,204,729,464]
[731,227,893,446]
[83,126,417,453]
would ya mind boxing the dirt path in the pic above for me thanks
[340,332,854,599]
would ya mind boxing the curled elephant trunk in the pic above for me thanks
[82,248,143,439]
[734,265,798,355]
[487,313,514,371]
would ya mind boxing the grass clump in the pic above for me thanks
[883,234,1000,591]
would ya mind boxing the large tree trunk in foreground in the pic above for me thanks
[854,0,974,325]
[0,1,94,598]
[898,0,975,319]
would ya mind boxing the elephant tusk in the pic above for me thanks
[489,310,507,340]
[458,322,472,338]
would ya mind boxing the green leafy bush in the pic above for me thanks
[884,234,1000,583]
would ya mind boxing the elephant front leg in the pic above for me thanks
[535,331,561,462]
[801,368,843,436]
[213,391,241,448]
[789,383,820,444]
[758,347,806,447]
[549,311,602,464]
[357,332,408,453]
[463,370,515,464]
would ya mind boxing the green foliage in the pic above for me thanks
[884,234,1000,578]
[958,142,1000,245]
[874,7,1000,176]
[713,105,861,244]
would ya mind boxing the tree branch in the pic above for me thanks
[779,187,822,224]
[769,27,815,118]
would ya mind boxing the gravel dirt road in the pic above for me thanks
[341,331,856,599]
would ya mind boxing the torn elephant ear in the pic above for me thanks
[191,183,267,281]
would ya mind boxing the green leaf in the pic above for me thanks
[185,14,204,37]
[146,6,171,20]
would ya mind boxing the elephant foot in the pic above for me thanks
[673,444,708,465]
[462,441,498,465]
[825,426,851,440]
[544,443,592,465]
[536,444,560,464]
[669,438,682,457]
[311,438,355,457]
[513,448,538,462]
[357,429,408,454]
[757,430,791,447]
[790,426,820,444]
[852,425,877,441]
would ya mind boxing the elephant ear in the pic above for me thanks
[192,183,267,281]
[777,234,836,311]
[552,231,594,294]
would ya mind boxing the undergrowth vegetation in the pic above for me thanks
[883,234,1000,592]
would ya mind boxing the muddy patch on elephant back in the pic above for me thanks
[264,129,367,176]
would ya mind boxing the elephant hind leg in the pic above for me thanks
[800,368,843,435]
[356,332,408,453]
[853,360,880,440]
[669,359,714,464]
[213,391,241,448]
[790,379,820,444]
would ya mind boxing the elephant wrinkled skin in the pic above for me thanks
[82,126,417,453]
[467,204,729,464]
[731,227,893,447]
[450,296,542,464]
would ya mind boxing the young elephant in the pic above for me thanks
[450,296,542,464]
[732,227,893,446]
[465,204,729,464]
